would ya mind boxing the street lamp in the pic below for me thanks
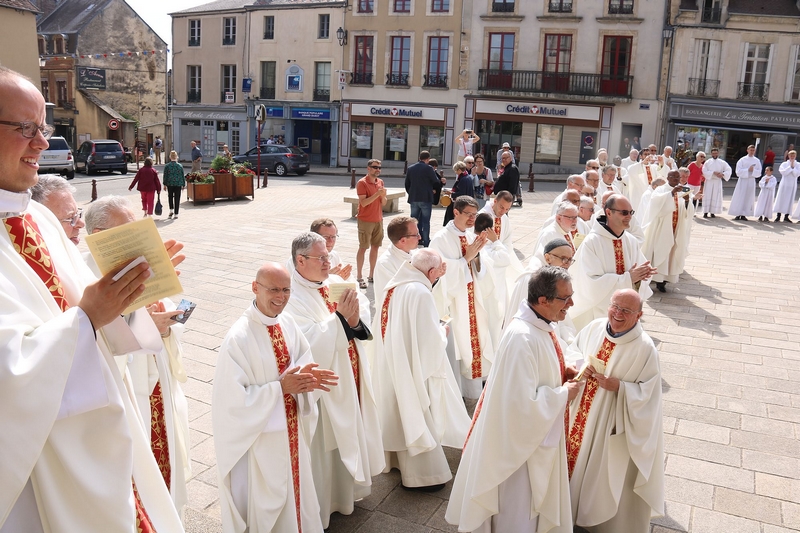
[662,25,674,46]
[336,27,348,46]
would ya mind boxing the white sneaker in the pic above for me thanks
[173,215,178,219]
[168,212,173,219]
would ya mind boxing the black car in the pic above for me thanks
[232,144,310,176]
[74,139,127,175]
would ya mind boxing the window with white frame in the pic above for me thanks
[689,39,721,97]
[739,43,771,99]
[221,65,237,102]
[223,17,236,45]
[189,20,201,46]
[788,46,800,101]
[318,14,330,39]
[264,16,274,39]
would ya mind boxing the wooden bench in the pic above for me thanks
[343,188,406,218]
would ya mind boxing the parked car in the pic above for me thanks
[232,144,309,176]
[38,136,75,179]
[74,139,127,175]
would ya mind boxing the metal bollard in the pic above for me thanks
[528,163,535,192]
[91,179,97,202]
[403,159,408,174]
[347,157,352,173]
[262,168,268,188]
[350,169,356,189]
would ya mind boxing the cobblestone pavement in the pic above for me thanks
[75,174,800,533]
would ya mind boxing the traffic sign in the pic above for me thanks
[108,118,120,130]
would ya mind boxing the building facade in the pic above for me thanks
[664,0,800,172]
[0,0,41,86]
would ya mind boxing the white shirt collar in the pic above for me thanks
[250,300,280,326]
[0,189,32,218]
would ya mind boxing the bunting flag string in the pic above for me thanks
[39,49,170,61]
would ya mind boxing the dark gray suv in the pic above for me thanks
[74,140,128,175]
[232,145,309,176]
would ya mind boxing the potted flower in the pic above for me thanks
[209,154,234,198]
[185,172,215,204]
[231,162,256,198]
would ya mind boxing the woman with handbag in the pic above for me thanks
[128,157,161,217]
[163,150,186,219]
[443,161,474,226]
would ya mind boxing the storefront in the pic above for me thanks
[339,101,458,168]
[464,97,611,173]
[666,98,800,171]
[172,106,248,163]
[288,105,339,166]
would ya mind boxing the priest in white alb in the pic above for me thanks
[430,196,497,399]
[642,171,694,293]
[446,266,581,533]
[597,166,621,199]
[372,249,471,490]
[729,144,762,221]
[776,150,800,222]
[569,195,656,331]
[700,147,732,218]
[213,262,338,533]
[284,232,384,528]
[550,175,586,215]
[565,289,664,532]
[533,202,583,267]
[373,216,419,298]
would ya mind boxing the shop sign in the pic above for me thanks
[676,103,800,126]
[292,108,330,120]
[474,99,600,121]
[370,106,424,118]
[179,111,242,120]
[78,68,106,90]
[506,104,567,116]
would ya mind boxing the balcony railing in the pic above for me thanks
[222,37,235,46]
[737,82,769,101]
[187,90,201,103]
[260,87,275,99]
[478,69,633,98]
[608,2,634,14]
[188,38,200,47]
[548,0,573,13]
[220,91,236,103]
[687,78,719,97]
[492,1,515,13]
[313,88,330,101]
[701,6,721,23]
[423,74,448,88]
[350,72,374,85]
[387,73,410,86]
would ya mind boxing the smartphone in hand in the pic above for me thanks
[172,299,196,323]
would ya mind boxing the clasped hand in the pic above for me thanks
[281,363,339,394]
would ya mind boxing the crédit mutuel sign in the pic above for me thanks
[506,104,568,116]
[370,106,424,118]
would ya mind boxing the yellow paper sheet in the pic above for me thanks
[572,233,586,249]
[85,217,183,314]
[328,282,357,302]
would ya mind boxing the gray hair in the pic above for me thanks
[580,195,595,209]
[411,248,442,274]
[585,159,598,169]
[678,166,690,175]
[84,195,134,234]
[556,201,578,215]
[30,174,75,203]
[291,232,326,267]
[566,174,584,186]
[528,266,571,304]
[601,165,616,178]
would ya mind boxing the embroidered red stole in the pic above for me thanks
[672,194,679,234]
[318,286,360,401]
[266,323,302,533]
[493,216,502,237]
[548,331,570,449]
[4,214,157,532]
[380,288,395,340]
[459,235,482,379]
[563,231,575,252]
[644,165,654,185]
[612,239,626,275]
[462,386,486,453]
[149,380,171,490]
[566,338,616,478]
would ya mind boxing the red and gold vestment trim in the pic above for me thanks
[459,236,482,379]
[612,239,625,275]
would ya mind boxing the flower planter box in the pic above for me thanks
[234,174,255,199]
[187,182,215,205]
[212,172,234,199]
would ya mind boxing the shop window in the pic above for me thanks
[431,0,450,12]
[385,124,408,161]
[353,36,374,85]
[475,119,522,168]
[677,127,728,160]
[357,0,374,12]
[535,124,563,164]
[223,17,236,46]
[600,36,632,97]
[351,122,373,158]
[221,65,237,103]
[420,126,443,161]
[388,37,411,86]
[393,0,411,13]
[318,14,330,39]
[608,0,634,14]
[425,37,449,88]
[543,34,572,92]
[264,16,274,40]
[189,20,201,46]
[188,65,202,102]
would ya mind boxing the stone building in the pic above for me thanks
[0,0,41,85]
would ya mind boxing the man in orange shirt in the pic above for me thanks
[356,159,387,288]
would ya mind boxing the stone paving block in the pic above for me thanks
[186,479,219,511]
[665,455,752,491]
[675,419,730,444]
[713,487,783,525]
[650,500,691,532]
[664,434,741,467]
[782,501,800,530]
[708,348,760,364]
[683,377,741,398]
[190,411,214,436]
[742,449,800,478]
[184,507,223,533]
[689,356,741,374]
[731,430,800,458]
[663,475,713,509]
[425,503,458,532]
[741,387,793,407]
[740,414,796,438]
[186,398,211,422]
[690,507,761,533]
[355,470,401,511]
[181,377,214,404]
[762,525,800,533]
[663,416,678,434]
[355,511,433,533]
[662,388,717,408]
[663,401,741,429]
[182,358,216,383]
[755,472,800,502]
[377,487,443,525]
[190,434,217,467]
[768,405,800,423]
[745,363,791,380]
[716,397,767,417]
[327,506,371,533]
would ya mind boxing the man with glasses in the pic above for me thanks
[405,151,444,247]
[598,166,621,199]
[29,174,85,245]
[310,217,354,281]
[580,159,601,181]
[551,175,586,215]
[373,216,420,298]
[533,202,585,267]
[0,67,184,531]
[569,194,656,331]
[565,289,664,533]
[430,196,495,400]
[213,261,338,533]
[620,149,639,170]
[284,232,384,528]
[447,266,580,533]
[356,159,387,289]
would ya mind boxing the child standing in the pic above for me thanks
[755,166,776,222]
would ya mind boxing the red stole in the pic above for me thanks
[644,165,654,185]
[318,286,360,401]
[149,380,171,491]
[380,287,395,340]
[266,323,303,533]
[566,337,616,478]
[612,239,625,275]
[672,194,679,234]
[493,216,502,237]
[459,235,482,379]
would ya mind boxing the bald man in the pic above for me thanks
[565,289,664,532]
[213,262,338,533]
[551,175,586,215]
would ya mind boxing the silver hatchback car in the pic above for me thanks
[38,136,75,179]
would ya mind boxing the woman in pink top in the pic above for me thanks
[128,157,162,216]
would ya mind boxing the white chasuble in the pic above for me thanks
[373,244,411,300]
[565,319,664,531]
[777,159,800,215]
[701,157,732,214]
[729,155,762,217]
[642,184,694,284]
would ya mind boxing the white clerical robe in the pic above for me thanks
[284,271,384,527]
[430,222,497,399]
[213,305,322,533]
[371,263,471,487]
[565,319,664,532]
[729,155,762,217]
[445,303,572,533]
[596,180,620,199]
[568,218,652,332]
[627,163,666,211]
[701,157,732,214]
[776,159,800,215]
[532,222,582,267]
[755,174,777,218]
[505,265,577,346]
[479,201,526,306]
[373,245,411,299]
[0,198,182,533]
[550,190,572,215]
[642,185,694,284]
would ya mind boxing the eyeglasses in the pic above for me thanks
[609,303,637,316]
[0,120,55,139]
[547,253,574,266]
[255,281,292,295]
[369,165,382,169]
[559,214,578,220]
[60,208,82,227]
[459,211,478,219]
[321,234,338,242]
[608,208,635,216]
[552,293,574,303]
[302,254,331,264]
[590,166,600,170]
[404,233,421,239]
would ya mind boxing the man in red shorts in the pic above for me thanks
[356,159,387,288]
